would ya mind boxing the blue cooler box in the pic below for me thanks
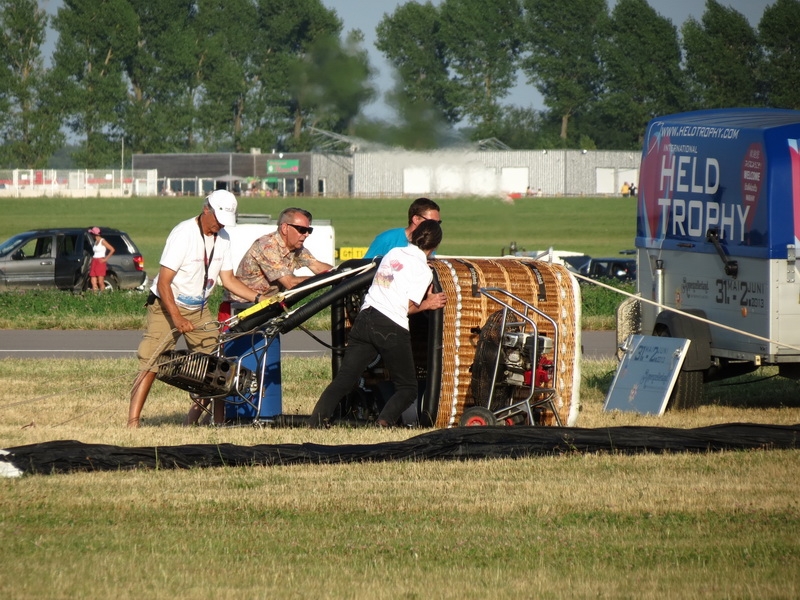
[223,334,282,421]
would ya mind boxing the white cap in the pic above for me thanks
[206,190,238,227]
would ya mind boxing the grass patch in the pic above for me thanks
[0,272,631,332]
[0,358,798,598]
[0,286,331,330]
[2,465,798,599]
[0,196,638,272]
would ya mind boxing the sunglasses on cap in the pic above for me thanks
[287,223,314,235]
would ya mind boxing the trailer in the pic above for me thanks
[619,108,800,408]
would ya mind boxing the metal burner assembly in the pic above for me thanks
[156,350,256,398]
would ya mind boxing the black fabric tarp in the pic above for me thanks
[2,423,798,476]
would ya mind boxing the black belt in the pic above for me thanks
[146,292,159,306]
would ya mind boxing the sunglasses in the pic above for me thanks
[287,223,314,235]
[419,215,443,224]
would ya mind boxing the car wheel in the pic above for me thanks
[104,274,119,292]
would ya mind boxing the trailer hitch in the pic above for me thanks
[706,228,738,278]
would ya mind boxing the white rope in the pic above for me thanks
[575,273,800,354]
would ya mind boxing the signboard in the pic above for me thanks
[637,109,800,260]
[603,334,691,416]
[267,159,299,174]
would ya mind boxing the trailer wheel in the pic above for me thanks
[668,369,703,410]
[459,406,497,427]
[655,326,704,410]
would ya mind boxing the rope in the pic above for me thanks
[574,273,800,354]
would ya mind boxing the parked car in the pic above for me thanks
[0,227,146,291]
[560,254,592,275]
[583,257,637,283]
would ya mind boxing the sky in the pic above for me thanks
[38,0,773,120]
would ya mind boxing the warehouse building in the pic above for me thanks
[130,136,639,198]
[131,150,353,198]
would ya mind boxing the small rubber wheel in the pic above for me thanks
[459,406,498,427]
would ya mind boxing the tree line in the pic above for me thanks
[0,0,797,169]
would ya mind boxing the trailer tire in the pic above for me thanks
[668,369,703,411]
[655,325,704,410]
[460,406,497,427]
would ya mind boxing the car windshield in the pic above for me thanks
[562,255,590,272]
[0,234,29,257]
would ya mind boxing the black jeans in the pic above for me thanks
[308,307,417,426]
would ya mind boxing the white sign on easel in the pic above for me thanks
[603,334,692,416]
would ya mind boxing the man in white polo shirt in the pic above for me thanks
[127,190,265,428]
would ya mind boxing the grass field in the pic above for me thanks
[0,195,636,330]
[2,195,799,598]
[0,357,798,598]
[0,195,638,277]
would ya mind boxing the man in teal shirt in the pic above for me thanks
[365,197,441,258]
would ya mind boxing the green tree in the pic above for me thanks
[375,1,460,125]
[286,30,375,149]
[191,0,257,152]
[522,0,608,143]
[358,81,453,150]
[681,0,764,109]
[0,0,62,168]
[244,0,344,152]
[439,0,523,135]
[490,106,553,149]
[123,0,201,154]
[50,0,138,167]
[759,0,800,109]
[590,0,687,149]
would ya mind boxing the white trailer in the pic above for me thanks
[619,108,800,407]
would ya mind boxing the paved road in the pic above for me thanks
[0,329,618,360]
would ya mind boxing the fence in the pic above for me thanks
[0,169,158,197]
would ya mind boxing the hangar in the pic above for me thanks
[131,132,639,198]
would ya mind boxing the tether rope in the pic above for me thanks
[573,272,800,354]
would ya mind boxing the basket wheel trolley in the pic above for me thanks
[460,287,562,427]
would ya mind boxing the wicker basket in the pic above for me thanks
[430,258,581,428]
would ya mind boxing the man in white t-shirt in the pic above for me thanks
[127,190,265,428]
[308,219,447,428]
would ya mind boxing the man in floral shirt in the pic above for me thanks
[226,207,332,307]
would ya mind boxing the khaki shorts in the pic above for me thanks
[137,300,220,372]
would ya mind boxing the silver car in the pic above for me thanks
[0,227,147,291]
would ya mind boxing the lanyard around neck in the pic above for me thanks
[197,215,217,316]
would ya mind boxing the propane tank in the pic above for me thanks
[654,258,664,307]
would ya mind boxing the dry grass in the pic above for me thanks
[1,357,799,599]
[3,357,798,445]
